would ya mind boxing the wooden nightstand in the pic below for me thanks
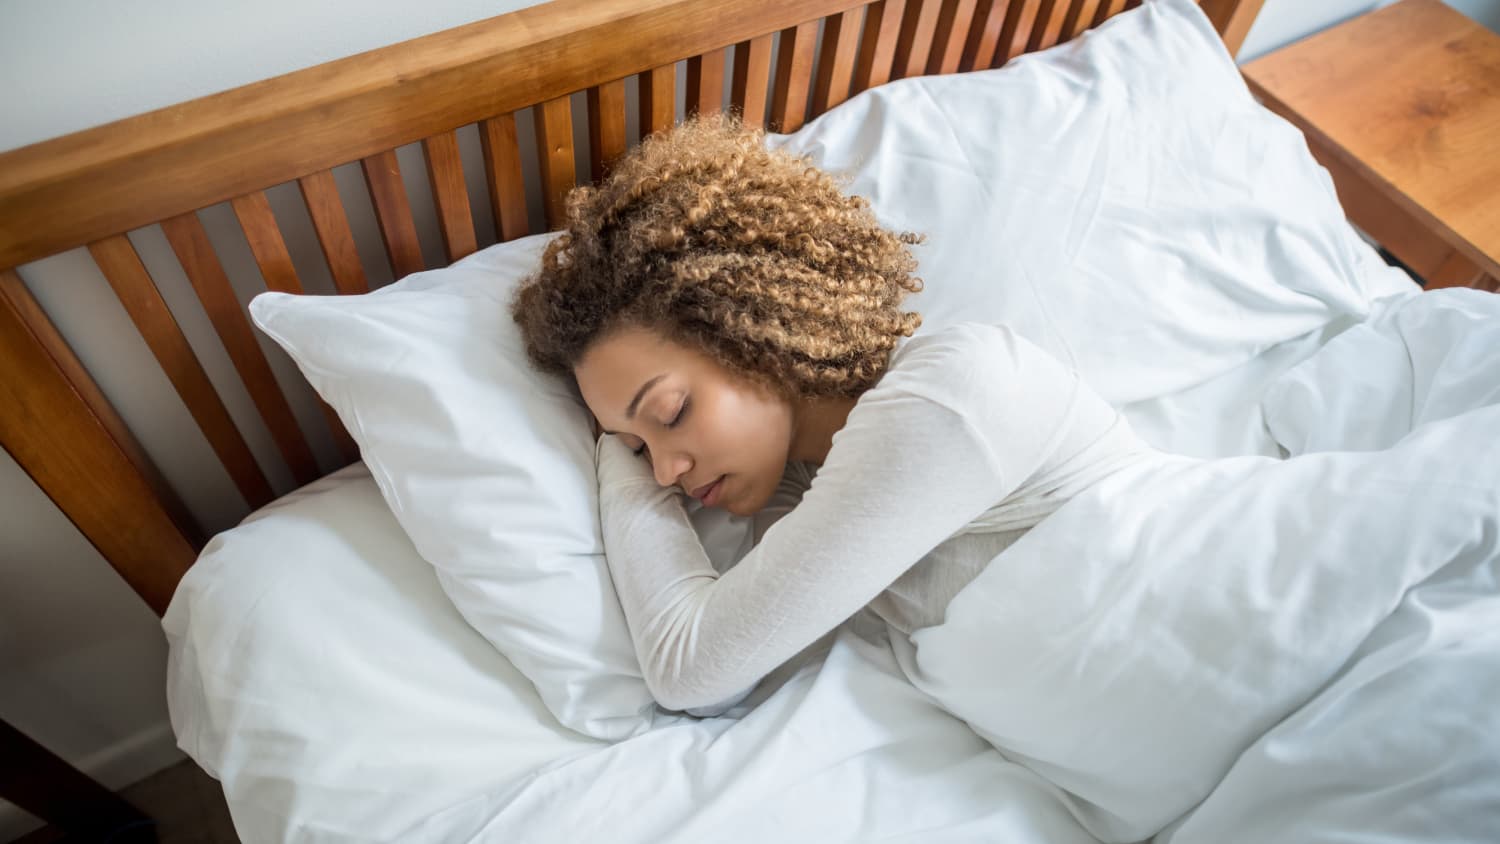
[1242,0,1500,291]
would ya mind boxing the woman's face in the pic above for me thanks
[575,325,795,517]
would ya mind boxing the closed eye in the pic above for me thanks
[632,397,689,459]
[667,396,690,429]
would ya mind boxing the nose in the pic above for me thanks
[652,448,692,489]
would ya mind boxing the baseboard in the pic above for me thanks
[0,719,185,842]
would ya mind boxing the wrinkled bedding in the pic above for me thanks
[417,290,1500,843]
[901,288,1500,842]
[168,290,1500,843]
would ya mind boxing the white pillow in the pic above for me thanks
[767,0,1412,404]
[162,464,601,840]
[251,241,754,741]
[251,237,666,740]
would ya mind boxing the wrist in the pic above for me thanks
[596,434,668,490]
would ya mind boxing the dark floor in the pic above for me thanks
[12,760,237,844]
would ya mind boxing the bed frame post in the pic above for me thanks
[1,269,199,616]
[1199,0,1268,56]
[0,718,157,840]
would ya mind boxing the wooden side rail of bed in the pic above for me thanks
[0,0,1265,616]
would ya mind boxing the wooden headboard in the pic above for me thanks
[0,0,1265,615]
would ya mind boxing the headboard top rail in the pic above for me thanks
[0,0,872,272]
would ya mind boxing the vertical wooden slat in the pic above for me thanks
[0,267,203,549]
[928,0,980,75]
[160,212,321,487]
[231,192,305,295]
[995,0,1044,66]
[1026,0,1072,51]
[638,64,677,140]
[961,0,1011,72]
[770,21,819,133]
[421,130,478,263]
[854,0,909,95]
[231,191,362,464]
[359,149,426,279]
[731,35,775,129]
[480,113,532,241]
[812,8,866,118]
[687,48,727,118]
[534,95,577,231]
[586,81,629,184]
[892,0,943,80]
[1093,0,1128,28]
[1061,0,1104,40]
[297,169,369,295]
[87,234,274,510]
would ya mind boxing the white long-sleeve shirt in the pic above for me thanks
[596,322,1155,712]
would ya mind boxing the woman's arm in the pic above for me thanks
[677,466,811,717]
[598,390,1011,711]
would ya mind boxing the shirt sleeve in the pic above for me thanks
[678,465,811,717]
[596,323,1076,711]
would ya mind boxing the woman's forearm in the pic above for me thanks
[597,434,744,709]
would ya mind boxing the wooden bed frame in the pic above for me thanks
[0,0,1265,618]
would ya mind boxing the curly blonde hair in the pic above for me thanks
[511,111,925,400]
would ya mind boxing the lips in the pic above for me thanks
[691,475,725,504]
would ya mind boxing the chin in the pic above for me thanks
[721,475,772,517]
[724,500,756,518]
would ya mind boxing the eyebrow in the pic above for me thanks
[625,374,667,421]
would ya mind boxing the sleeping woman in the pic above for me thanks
[510,112,1161,714]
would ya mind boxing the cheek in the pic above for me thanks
[701,386,793,512]
[709,387,791,454]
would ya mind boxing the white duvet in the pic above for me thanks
[466,288,1500,843]
[904,330,1500,841]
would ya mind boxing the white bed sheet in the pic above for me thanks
[167,264,1435,842]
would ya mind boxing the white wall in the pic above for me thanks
[0,0,553,152]
[1239,0,1500,60]
[2,0,1497,840]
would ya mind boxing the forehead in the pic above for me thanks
[574,327,701,415]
